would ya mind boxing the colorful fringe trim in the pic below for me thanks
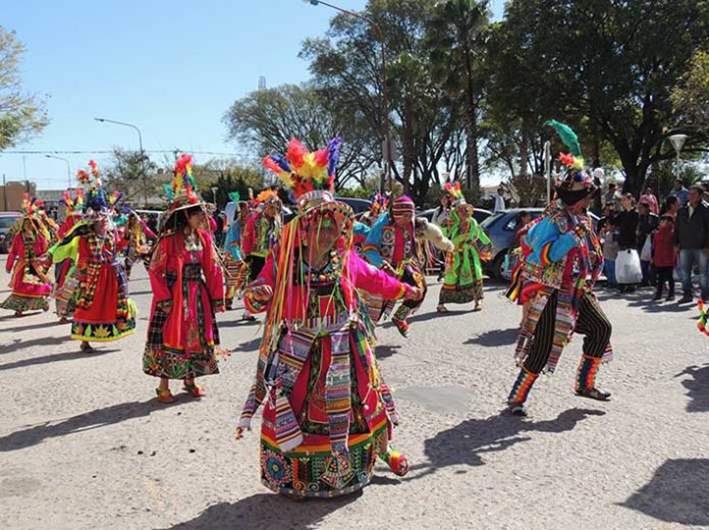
[576,355,602,392]
[508,368,538,405]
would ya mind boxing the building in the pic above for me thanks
[0,181,36,212]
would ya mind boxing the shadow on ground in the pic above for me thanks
[0,399,182,452]
[595,288,694,314]
[161,492,360,530]
[408,408,605,479]
[232,337,262,354]
[0,335,72,355]
[375,344,401,360]
[218,318,261,329]
[465,327,518,347]
[0,320,67,334]
[620,458,709,526]
[0,349,118,372]
[675,364,709,413]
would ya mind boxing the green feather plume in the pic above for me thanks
[163,183,175,201]
[228,191,241,203]
[544,120,582,157]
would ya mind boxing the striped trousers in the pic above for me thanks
[523,290,612,374]
[508,290,612,405]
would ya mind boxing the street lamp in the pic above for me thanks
[44,155,72,189]
[302,0,394,192]
[669,133,688,164]
[94,117,148,207]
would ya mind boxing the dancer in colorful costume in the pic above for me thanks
[505,121,612,417]
[236,138,423,499]
[1,195,53,316]
[57,161,136,352]
[222,194,247,310]
[437,182,492,313]
[52,189,85,321]
[363,196,427,337]
[242,188,282,282]
[122,211,157,279]
[354,193,389,248]
[143,154,226,403]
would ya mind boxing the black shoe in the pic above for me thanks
[653,291,662,301]
[678,295,693,304]
[576,388,611,401]
[507,402,527,417]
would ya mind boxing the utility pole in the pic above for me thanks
[95,117,148,207]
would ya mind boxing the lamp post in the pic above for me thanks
[302,0,393,192]
[94,117,148,207]
[669,133,688,164]
[44,154,72,189]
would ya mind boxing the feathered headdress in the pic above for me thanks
[64,188,85,215]
[369,191,390,215]
[164,153,202,218]
[263,137,342,212]
[21,193,43,217]
[545,120,598,206]
[443,181,468,207]
[78,160,111,215]
[254,188,280,207]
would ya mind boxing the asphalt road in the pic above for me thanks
[1,262,708,530]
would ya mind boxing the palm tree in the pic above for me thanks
[425,0,490,194]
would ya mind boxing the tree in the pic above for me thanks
[102,148,160,206]
[0,27,48,150]
[223,83,378,190]
[301,0,465,203]
[672,49,709,134]
[425,0,490,193]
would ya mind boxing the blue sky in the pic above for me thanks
[1,0,504,189]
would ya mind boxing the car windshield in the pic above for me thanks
[0,217,20,229]
[480,211,504,230]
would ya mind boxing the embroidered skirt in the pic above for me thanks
[143,265,220,379]
[259,326,398,498]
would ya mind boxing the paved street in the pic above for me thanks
[1,262,708,530]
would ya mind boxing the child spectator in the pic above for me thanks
[653,215,676,301]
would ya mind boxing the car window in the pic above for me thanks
[480,211,504,230]
[0,217,20,229]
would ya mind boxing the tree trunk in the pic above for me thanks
[519,120,529,178]
[463,46,480,194]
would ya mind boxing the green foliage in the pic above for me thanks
[672,49,709,133]
[222,83,378,190]
[425,0,490,193]
[0,27,48,150]
[487,0,709,195]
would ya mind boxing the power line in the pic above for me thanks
[0,149,257,157]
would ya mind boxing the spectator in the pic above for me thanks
[612,193,639,292]
[668,178,689,205]
[636,202,659,286]
[599,203,618,288]
[604,181,622,210]
[432,194,452,229]
[653,215,676,301]
[660,196,681,218]
[674,185,709,303]
[639,186,660,215]
[493,187,506,213]
[511,211,532,250]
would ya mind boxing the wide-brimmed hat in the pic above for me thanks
[163,154,203,219]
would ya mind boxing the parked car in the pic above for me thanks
[0,212,22,253]
[417,207,492,226]
[482,208,599,280]
[335,197,371,216]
